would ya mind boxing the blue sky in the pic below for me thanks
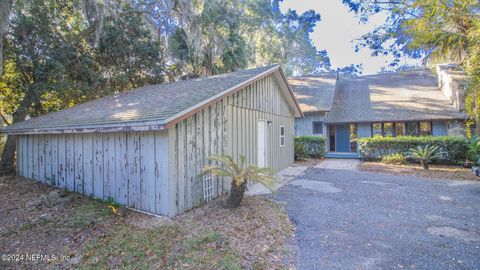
[279,0,420,74]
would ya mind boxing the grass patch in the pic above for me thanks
[80,225,242,269]
[1,176,293,269]
[67,199,114,228]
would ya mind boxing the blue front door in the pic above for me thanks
[335,125,350,152]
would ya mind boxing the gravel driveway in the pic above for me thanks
[276,164,480,270]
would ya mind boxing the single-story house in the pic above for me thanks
[289,65,469,158]
[1,65,302,216]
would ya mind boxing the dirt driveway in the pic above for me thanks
[276,164,480,270]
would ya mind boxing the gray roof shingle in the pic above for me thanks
[326,70,466,123]
[288,73,337,112]
[2,65,285,133]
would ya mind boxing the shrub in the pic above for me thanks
[294,140,308,160]
[381,153,406,165]
[294,136,326,158]
[358,136,468,164]
[466,136,480,164]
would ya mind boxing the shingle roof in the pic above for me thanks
[326,70,467,123]
[2,65,301,134]
[288,73,337,112]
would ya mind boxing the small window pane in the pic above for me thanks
[420,122,431,136]
[350,124,357,152]
[280,126,285,147]
[396,123,405,136]
[384,122,394,137]
[372,123,382,137]
[312,121,323,134]
[406,122,419,136]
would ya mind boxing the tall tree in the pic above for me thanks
[0,0,99,172]
[0,0,164,173]
[342,0,480,132]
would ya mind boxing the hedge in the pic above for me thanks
[294,136,326,159]
[357,136,468,164]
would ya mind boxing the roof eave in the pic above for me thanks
[325,116,467,124]
[0,120,166,135]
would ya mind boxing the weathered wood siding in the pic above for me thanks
[168,74,295,215]
[15,131,171,215]
[15,74,296,217]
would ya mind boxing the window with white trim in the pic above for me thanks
[280,126,285,147]
[203,173,214,202]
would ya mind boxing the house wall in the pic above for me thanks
[166,74,295,215]
[294,112,329,153]
[294,112,326,137]
[15,75,295,217]
[15,131,170,215]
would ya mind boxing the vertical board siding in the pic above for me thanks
[83,134,94,196]
[115,133,128,205]
[38,135,45,183]
[57,135,66,189]
[93,133,103,198]
[127,132,141,208]
[65,134,75,191]
[16,130,171,216]
[140,131,156,213]
[167,74,294,215]
[103,133,116,200]
[16,74,294,216]
[74,134,83,193]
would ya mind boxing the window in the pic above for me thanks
[383,122,394,137]
[350,124,357,152]
[312,121,324,134]
[396,123,405,136]
[203,174,214,202]
[406,122,419,136]
[280,126,285,147]
[372,123,383,137]
[420,122,432,136]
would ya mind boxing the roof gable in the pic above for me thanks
[2,65,302,134]
[288,73,337,112]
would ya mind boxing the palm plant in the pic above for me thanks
[408,145,439,170]
[201,155,276,209]
[466,136,480,164]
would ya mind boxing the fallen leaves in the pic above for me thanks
[359,162,479,181]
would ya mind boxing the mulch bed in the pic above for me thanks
[359,162,479,181]
[0,175,294,269]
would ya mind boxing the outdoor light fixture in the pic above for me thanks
[267,120,272,126]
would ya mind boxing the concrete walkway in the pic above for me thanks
[276,166,480,270]
[314,158,360,170]
[245,165,308,196]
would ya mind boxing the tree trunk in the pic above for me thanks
[0,0,11,76]
[0,107,28,175]
[421,161,429,170]
[226,179,247,209]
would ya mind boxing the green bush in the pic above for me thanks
[358,136,468,164]
[381,153,406,165]
[294,140,308,160]
[294,136,326,158]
